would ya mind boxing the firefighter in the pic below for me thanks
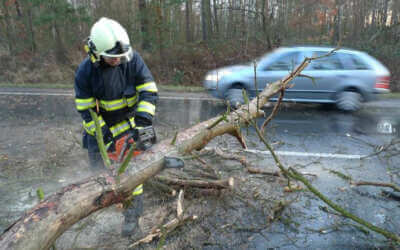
[74,17,158,238]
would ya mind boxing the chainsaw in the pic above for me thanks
[107,126,156,163]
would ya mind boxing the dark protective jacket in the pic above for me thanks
[74,51,158,142]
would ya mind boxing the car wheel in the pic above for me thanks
[226,88,246,109]
[336,91,363,112]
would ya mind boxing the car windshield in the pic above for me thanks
[244,48,287,67]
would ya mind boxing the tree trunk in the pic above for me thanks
[27,4,36,53]
[391,0,400,25]
[185,0,193,42]
[213,0,219,35]
[53,20,69,65]
[138,0,151,50]
[0,56,311,249]
[261,0,272,49]
[331,0,342,44]
[201,0,212,41]
[14,0,22,17]
[1,0,15,54]
[155,0,165,62]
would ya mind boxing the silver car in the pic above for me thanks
[203,46,391,111]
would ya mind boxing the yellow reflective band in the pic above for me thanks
[106,141,113,150]
[99,98,127,111]
[109,120,131,138]
[132,184,143,196]
[83,116,105,136]
[84,44,90,53]
[136,82,158,93]
[129,117,136,128]
[75,97,96,111]
[136,101,155,116]
[126,95,138,107]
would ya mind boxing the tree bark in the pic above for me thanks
[155,0,165,62]
[26,3,36,53]
[261,0,272,49]
[1,0,15,54]
[213,0,219,35]
[201,0,212,41]
[185,0,193,43]
[0,57,311,250]
[138,0,151,50]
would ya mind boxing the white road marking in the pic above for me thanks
[243,148,363,159]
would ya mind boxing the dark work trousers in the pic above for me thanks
[83,131,106,170]
[122,193,144,238]
[83,130,144,238]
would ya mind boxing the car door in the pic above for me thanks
[297,50,347,102]
[255,51,303,100]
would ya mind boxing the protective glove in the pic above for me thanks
[83,124,113,150]
[134,126,156,151]
[135,115,152,127]
[102,125,113,145]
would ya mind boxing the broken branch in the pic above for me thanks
[155,176,234,190]
[351,181,400,192]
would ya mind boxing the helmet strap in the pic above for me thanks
[84,38,100,65]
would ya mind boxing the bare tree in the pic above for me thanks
[185,0,193,42]
[201,0,213,41]
[138,0,151,50]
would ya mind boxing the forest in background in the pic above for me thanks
[1,0,400,91]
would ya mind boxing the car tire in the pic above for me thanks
[226,88,246,109]
[336,91,363,112]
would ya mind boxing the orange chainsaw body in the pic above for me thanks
[107,134,141,163]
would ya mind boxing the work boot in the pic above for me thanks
[121,194,143,239]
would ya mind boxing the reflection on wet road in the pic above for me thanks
[155,98,399,160]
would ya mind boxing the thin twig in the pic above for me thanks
[261,88,284,133]
[288,167,400,242]
[351,181,400,192]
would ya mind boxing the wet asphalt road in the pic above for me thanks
[0,89,399,249]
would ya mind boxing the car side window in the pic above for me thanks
[265,52,300,71]
[341,53,370,70]
[307,51,344,70]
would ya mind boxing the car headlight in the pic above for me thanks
[205,70,232,81]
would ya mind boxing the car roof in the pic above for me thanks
[278,45,364,54]
[269,46,389,74]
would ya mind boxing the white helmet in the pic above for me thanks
[85,17,133,63]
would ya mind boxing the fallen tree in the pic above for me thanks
[0,58,309,250]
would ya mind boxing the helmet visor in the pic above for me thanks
[101,42,133,63]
